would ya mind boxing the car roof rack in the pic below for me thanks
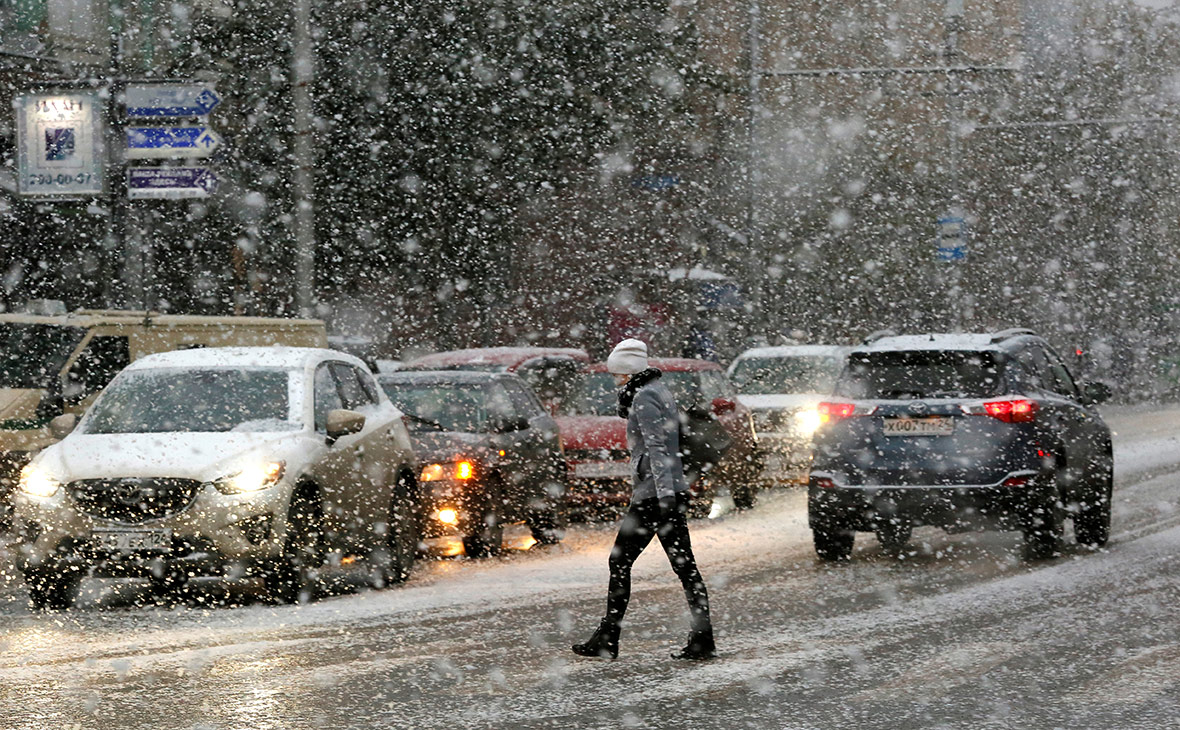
[861,329,897,345]
[990,328,1037,343]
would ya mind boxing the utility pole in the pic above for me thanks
[292,0,317,317]
[744,0,763,337]
[943,0,966,332]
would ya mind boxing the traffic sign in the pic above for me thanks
[126,126,222,159]
[125,84,221,117]
[127,167,218,199]
[936,213,967,263]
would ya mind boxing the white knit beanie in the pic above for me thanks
[606,338,649,375]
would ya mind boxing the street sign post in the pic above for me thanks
[936,214,967,262]
[125,84,221,118]
[127,167,218,199]
[125,126,222,159]
[14,92,105,198]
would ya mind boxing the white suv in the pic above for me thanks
[11,347,420,608]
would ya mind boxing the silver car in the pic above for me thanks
[11,347,420,608]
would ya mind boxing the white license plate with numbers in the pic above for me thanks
[573,462,631,479]
[882,417,955,436]
[92,528,171,552]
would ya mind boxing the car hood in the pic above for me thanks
[410,430,494,463]
[35,431,314,482]
[737,393,826,411]
[555,415,626,450]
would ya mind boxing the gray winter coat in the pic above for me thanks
[627,380,690,504]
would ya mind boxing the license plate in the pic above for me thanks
[573,462,630,479]
[92,528,172,553]
[883,417,955,436]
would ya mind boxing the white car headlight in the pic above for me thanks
[18,464,62,497]
[795,408,822,437]
[214,461,285,495]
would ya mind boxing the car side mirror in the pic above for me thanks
[1082,381,1112,405]
[49,413,77,440]
[711,397,736,415]
[326,409,366,444]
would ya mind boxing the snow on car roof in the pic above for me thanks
[127,346,359,371]
[734,345,849,360]
[405,347,591,370]
[854,333,1001,353]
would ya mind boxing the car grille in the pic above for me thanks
[0,451,29,490]
[565,448,629,462]
[69,478,203,524]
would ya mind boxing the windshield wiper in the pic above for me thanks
[403,412,445,431]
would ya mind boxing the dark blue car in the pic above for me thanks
[808,329,1112,561]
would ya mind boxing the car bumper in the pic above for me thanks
[756,434,813,481]
[808,470,1043,532]
[11,482,290,575]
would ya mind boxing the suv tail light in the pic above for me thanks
[817,402,877,425]
[963,399,1039,423]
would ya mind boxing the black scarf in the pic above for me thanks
[617,368,663,418]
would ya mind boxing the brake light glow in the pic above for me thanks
[817,402,876,425]
[980,399,1038,423]
[1002,475,1031,487]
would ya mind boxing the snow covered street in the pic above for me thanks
[2,405,1179,729]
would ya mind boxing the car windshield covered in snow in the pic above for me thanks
[730,356,843,395]
[568,371,704,416]
[380,382,491,432]
[0,323,85,389]
[834,351,1003,400]
[83,368,296,434]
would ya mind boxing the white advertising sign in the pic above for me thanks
[14,91,104,198]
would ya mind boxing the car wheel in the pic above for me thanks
[875,518,912,556]
[528,506,566,545]
[381,471,420,585]
[1074,451,1113,548]
[1023,474,1064,560]
[24,564,80,610]
[813,527,855,562]
[263,487,325,604]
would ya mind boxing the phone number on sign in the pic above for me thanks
[27,173,94,187]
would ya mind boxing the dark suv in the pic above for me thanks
[808,329,1112,561]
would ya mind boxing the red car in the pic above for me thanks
[558,358,762,516]
[402,347,591,414]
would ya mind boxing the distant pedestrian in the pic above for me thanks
[572,338,716,660]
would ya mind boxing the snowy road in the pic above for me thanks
[2,406,1179,729]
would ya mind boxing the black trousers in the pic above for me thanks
[604,492,712,633]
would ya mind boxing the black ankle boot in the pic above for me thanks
[572,621,620,659]
[671,628,716,660]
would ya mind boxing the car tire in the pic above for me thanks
[1074,451,1113,548]
[527,506,566,545]
[263,487,325,604]
[385,470,420,584]
[813,527,855,562]
[1023,475,1064,560]
[875,518,912,556]
[24,564,80,610]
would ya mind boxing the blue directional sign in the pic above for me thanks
[125,126,222,159]
[125,84,221,118]
[127,167,218,199]
[936,246,967,262]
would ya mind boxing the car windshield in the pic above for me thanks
[0,323,86,389]
[380,381,490,432]
[83,368,297,434]
[730,355,843,395]
[834,351,1003,400]
[566,370,702,416]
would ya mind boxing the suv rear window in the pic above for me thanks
[835,351,1003,400]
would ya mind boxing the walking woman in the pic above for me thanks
[572,338,716,660]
